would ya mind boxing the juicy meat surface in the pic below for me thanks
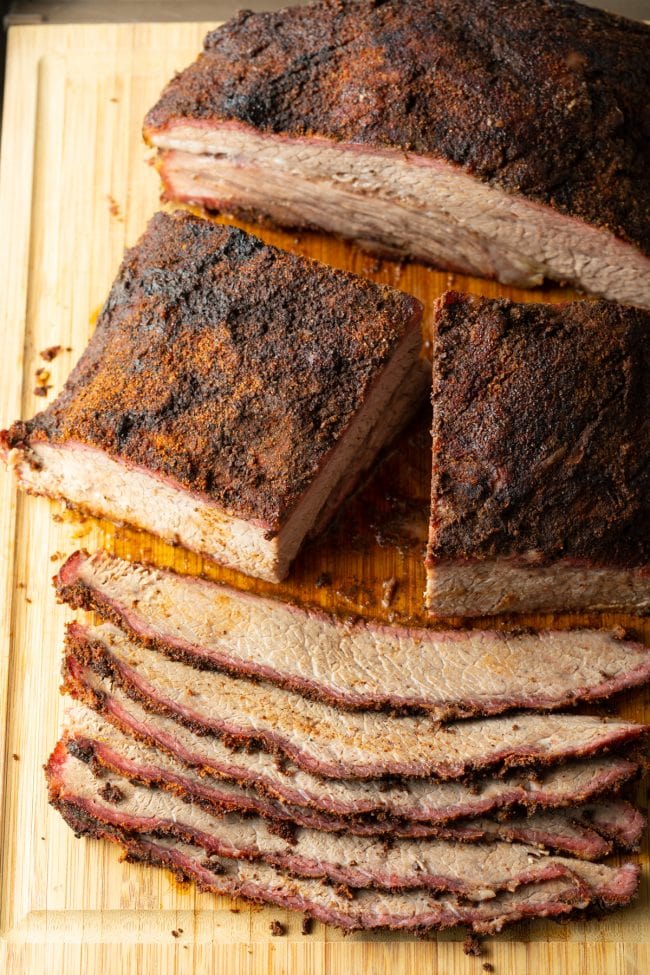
[65,621,650,781]
[64,659,641,830]
[145,0,650,306]
[56,549,650,717]
[426,293,650,616]
[0,210,424,582]
[65,703,646,859]
[50,799,642,935]
[48,741,640,896]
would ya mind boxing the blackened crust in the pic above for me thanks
[3,211,421,529]
[428,293,650,567]
[145,0,650,254]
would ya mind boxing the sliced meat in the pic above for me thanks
[65,704,644,860]
[47,741,636,896]
[0,211,425,583]
[426,293,650,617]
[65,621,650,781]
[144,1,650,307]
[56,549,650,717]
[50,796,642,935]
[584,802,648,850]
[64,656,640,829]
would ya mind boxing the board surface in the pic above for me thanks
[0,22,648,975]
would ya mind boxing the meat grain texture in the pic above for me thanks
[145,0,650,307]
[56,549,650,716]
[64,621,650,782]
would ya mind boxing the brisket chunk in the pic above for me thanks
[65,621,650,781]
[55,550,650,717]
[426,293,650,617]
[0,211,424,583]
[144,0,650,307]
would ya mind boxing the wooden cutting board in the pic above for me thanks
[0,22,648,975]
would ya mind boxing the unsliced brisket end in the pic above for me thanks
[426,293,650,617]
[64,704,645,860]
[63,658,641,830]
[144,0,650,307]
[46,740,640,897]
[64,621,650,781]
[56,550,650,717]
[49,780,642,935]
[0,211,424,583]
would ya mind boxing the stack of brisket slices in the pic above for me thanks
[47,549,650,936]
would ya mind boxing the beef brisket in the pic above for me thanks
[56,550,650,716]
[144,0,650,307]
[426,293,650,617]
[0,211,425,583]
[64,658,640,832]
[50,797,642,936]
[65,622,650,781]
[64,704,645,859]
[47,741,640,896]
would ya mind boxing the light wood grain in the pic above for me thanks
[0,22,648,975]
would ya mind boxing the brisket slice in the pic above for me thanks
[47,741,639,897]
[0,211,424,584]
[56,550,650,717]
[51,805,642,936]
[64,656,640,830]
[65,704,645,860]
[66,622,650,781]
[144,1,650,308]
[426,294,650,617]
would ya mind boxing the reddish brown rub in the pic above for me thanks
[144,0,650,306]
[1,211,424,582]
[425,293,650,616]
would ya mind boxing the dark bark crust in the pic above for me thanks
[428,293,650,567]
[145,0,650,254]
[1,210,420,529]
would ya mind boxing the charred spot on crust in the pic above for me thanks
[97,782,125,804]
[429,293,649,568]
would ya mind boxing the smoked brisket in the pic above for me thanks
[56,550,650,716]
[63,658,643,836]
[65,621,650,781]
[145,0,650,307]
[1,211,424,583]
[426,293,650,617]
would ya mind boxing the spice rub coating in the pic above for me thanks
[428,293,649,568]
[145,0,650,255]
[1,211,421,529]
